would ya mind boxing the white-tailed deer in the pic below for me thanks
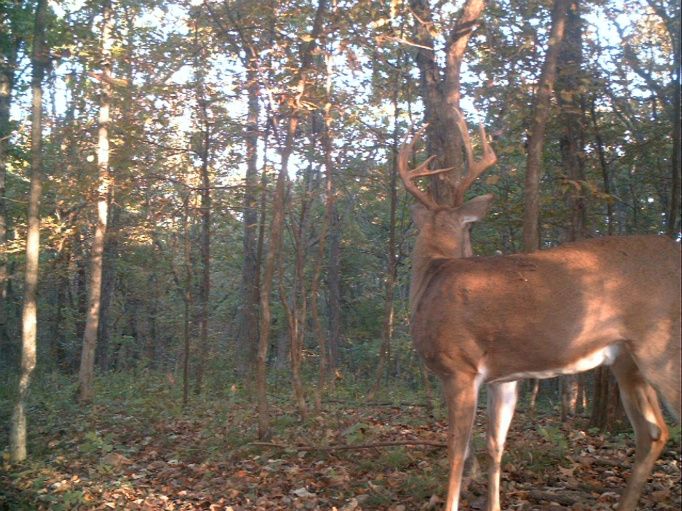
[400,111,681,511]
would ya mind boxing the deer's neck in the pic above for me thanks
[409,237,465,311]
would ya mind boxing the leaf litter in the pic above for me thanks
[1,398,679,510]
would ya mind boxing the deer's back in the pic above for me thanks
[411,235,680,378]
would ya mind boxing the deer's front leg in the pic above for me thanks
[442,373,481,511]
[486,381,518,511]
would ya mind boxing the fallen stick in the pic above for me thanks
[249,440,447,451]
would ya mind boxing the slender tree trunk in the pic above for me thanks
[370,71,401,398]
[522,0,568,412]
[556,0,584,421]
[313,59,335,410]
[195,85,211,396]
[9,0,47,462]
[78,0,114,403]
[283,159,315,418]
[557,0,587,242]
[236,63,261,382]
[590,98,614,234]
[182,192,193,406]
[668,58,681,237]
[278,225,308,418]
[96,205,119,371]
[0,17,20,353]
[522,0,569,252]
[257,127,292,439]
[97,8,135,372]
[73,235,87,366]
[256,0,327,438]
[326,203,341,373]
[52,245,72,370]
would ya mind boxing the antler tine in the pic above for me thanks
[452,108,498,203]
[398,125,453,210]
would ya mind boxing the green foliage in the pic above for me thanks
[379,447,413,470]
[80,431,114,455]
[537,425,569,455]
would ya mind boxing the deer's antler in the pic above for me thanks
[451,108,497,205]
[398,125,453,210]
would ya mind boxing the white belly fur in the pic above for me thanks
[490,344,621,383]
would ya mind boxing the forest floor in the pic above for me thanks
[0,374,680,510]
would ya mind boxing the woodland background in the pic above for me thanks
[0,0,680,509]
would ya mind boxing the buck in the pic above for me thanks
[400,110,681,511]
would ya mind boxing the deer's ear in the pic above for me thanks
[411,203,431,229]
[458,194,495,225]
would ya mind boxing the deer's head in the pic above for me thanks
[398,109,497,259]
[410,195,495,259]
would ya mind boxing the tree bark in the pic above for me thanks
[181,192,193,406]
[313,59,336,410]
[0,4,21,352]
[522,0,568,252]
[194,53,211,395]
[96,205,120,371]
[370,66,402,399]
[326,202,341,372]
[410,0,488,207]
[590,98,614,234]
[235,62,261,382]
[9,0,47,462]
[257,129,291,439]
[557,0,587,242]
[78,0,114,404]
[256,0,328,438]
[669,50,681,237]
[556,0,585,420]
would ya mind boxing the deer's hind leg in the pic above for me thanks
[628,317,681,419]
[610,352,669,511]
[441,372,482,511]
[485,381,518,511]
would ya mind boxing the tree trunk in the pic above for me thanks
[78,0,114,403]
[668,52,681,237]
[590,98,614,234]
[256,0,327,438]
[0,9,20,353]
[522,0,569,252]
[53,249,71,371]
[96,205,120,371]
[181,192,193,406]
[557,0,587,242]
[370,69,401,399]
[195,77,211,396]
[410,0,488,208]
[278,156,312,419]
[313,61,336,411]
[556,0,585,420]
[257,132,291,439]
[235,63,261,381]
[9,0,47,462]
[327,202,341,372]
[73,235,87,368]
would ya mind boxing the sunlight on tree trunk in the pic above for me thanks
[9,0,47,462]
[78,0,114,404]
